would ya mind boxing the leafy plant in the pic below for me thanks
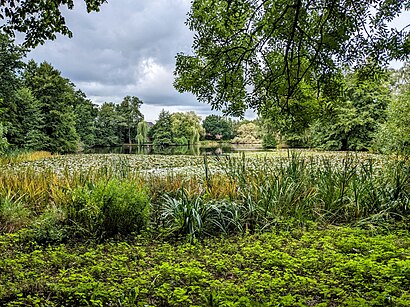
[160,188,242,240]
[67,179,150,239]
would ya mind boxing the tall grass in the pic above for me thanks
[0,151,409,241]
[0,150,53,165]
[0,193,30,232]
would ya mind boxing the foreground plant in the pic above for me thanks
[67,179,150,239]
[1,227,410,306]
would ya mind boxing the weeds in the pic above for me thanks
[160,188,244,240]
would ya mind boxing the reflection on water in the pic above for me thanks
[84,144,266,155]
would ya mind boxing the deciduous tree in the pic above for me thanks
[24,61,79,153]
[1,0,107,47]
[202,115,233,140]
[150,110,173,146]
[116,96,144,145]
[174,0,409,118]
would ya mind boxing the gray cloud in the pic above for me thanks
[27,0,216,121]
[23,1,409,122]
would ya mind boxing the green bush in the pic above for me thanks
[26,206,68,244]
[262,133,277,148]
[67,179,150,239]
[173,136,188,145]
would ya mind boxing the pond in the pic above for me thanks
[84,143,268,155]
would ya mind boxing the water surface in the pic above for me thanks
[85,143,267,155]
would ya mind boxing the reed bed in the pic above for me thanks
[0,150,53,165]
[0,151,408,241]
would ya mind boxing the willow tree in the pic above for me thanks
[136,121,149,146]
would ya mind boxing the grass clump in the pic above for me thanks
[160,188,242,240]
[0,150,52,165]
[0,194,31,232]
[67,179,150,239]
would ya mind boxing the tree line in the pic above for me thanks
[0,33,233,153]
[1,32,409,154]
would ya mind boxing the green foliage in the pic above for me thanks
[67,179,150,239]
[24,61,79,153]
[13,87,46,150]
[73,90,98,149]
[150,109,173,146]
[0,0,107,47]
[175,0,408,117]
[161,189,242,240]
[171,111,204,145]
[232,122,261,144]
[95,102,122,147]
[311,67,391,151]
[1,228,410,306]
[149,110,203,146]
[0,33,25,147]
[202,115,233,140]
[260,118,278,148]
[0,194,30,232]
[0,122,9,154]
[136,121,149,145]
[116,96,144,144]
[0,33,24,101]
[27,205,67,244]
[262,133,277,148]
[375,64,410,155]
[0,151,410,305]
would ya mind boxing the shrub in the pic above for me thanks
[173,136,188,145]
[67,179,150,239]
[27,205,68,243]
[262,133,277,148]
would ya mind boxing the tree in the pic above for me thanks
[232,122,261,144]
[116,96,144,145]
[311,66,391,150]
[13,87,46,150]
[149,110,173,146]
[0,114,9,154]
[259,118,277,148]
[95,102,121,147]
[0,0,106,47]
[259,80,320,147]
[375,63,410,154]
[174,0,409,117]
[136,121,149,146]
[73,90,98,148]
[24,61,79,153]
[171,111,204,145]
[0,33,25,145]
[202,115,233,140]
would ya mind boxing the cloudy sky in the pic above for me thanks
[27,0,409,122]
[27,0,254,122]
